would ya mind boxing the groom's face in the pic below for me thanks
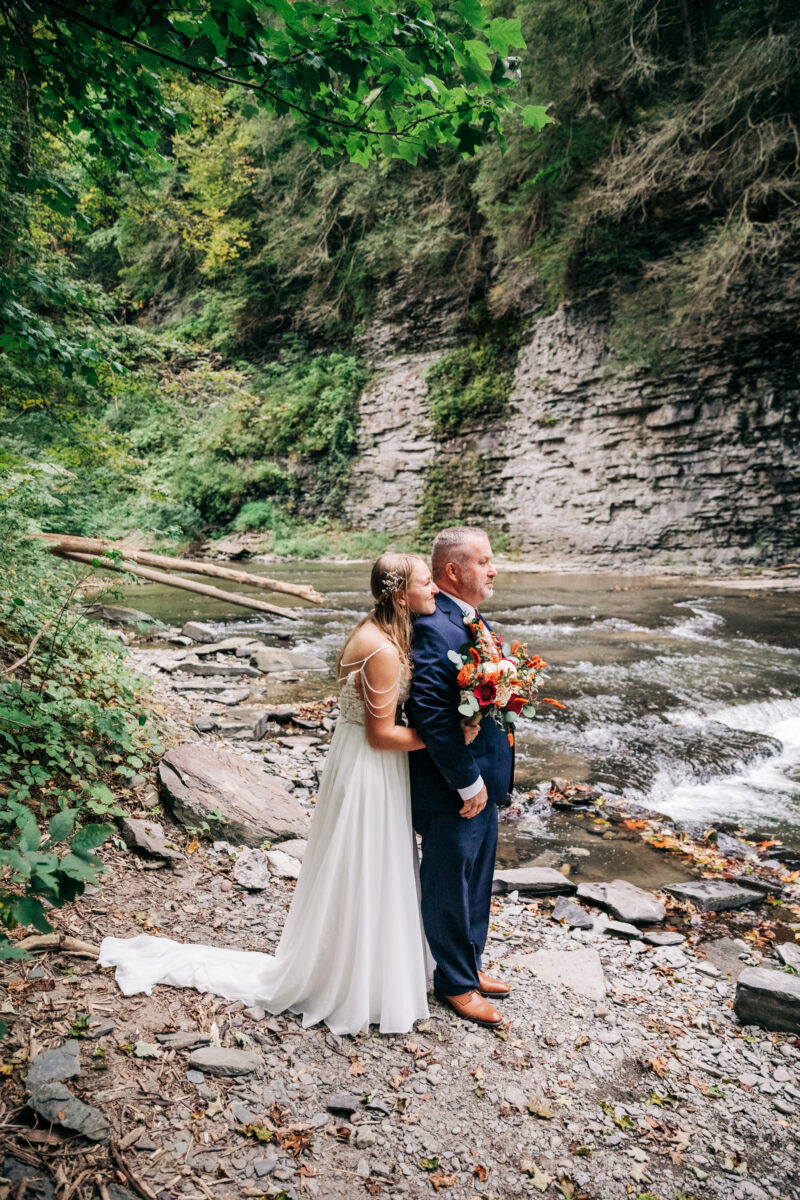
[451,534,497,608]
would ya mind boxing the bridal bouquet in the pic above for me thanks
[448,616,553,745]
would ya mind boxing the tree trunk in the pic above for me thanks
[32,534,322,603]
[52,550,300,619]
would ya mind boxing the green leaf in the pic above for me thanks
[70,824,113,859]
[487,17,525,55]
[522,104,551,130]
[47,808,78,844]
[18,817,41,853]
[11,896,52,933]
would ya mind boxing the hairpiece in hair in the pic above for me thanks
[379,569,404,601]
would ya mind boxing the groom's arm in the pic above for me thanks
[408,621,482,794]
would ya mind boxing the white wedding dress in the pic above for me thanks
[98,647,431,1035]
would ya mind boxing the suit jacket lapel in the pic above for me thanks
[436,593,469,633]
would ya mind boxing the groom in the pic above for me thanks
[407,526,514,1027]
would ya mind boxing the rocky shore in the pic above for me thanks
[2,614,799,1200]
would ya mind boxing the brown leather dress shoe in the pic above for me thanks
[478,969,510,998]
[435,989,503,1027]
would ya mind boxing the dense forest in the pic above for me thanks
[3,0,797,554]
[0,2,798,952]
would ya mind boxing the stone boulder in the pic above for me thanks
[158,743,310,846]
[734,966,800,1032]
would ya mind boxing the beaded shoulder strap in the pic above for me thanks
[338,644,400,718]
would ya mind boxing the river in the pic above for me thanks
[124,563,800,854]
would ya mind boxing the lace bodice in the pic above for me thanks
[338,646,410,727]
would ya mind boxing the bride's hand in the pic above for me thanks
[462,719,480,745]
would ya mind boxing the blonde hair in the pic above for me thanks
[338,552,427,675]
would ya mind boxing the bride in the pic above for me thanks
[99,553,472,1035]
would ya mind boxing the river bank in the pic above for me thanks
[2,611,800,1200]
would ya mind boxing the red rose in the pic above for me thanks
[473,680,497,707]
[506,695,526,715]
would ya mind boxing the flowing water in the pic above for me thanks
[124,563,800,859]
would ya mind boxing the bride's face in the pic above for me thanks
[402,562,438,616]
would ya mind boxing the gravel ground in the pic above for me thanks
[2,637,799,1200]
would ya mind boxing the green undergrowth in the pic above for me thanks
[425,334,519,437]
[0,468,166,983]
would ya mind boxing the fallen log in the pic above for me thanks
[32,533,322,603]
[53,551,300,619]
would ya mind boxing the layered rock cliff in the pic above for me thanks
[344,295,800,565]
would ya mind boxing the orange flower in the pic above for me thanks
[541,697,566,709]
[507,732,514,747]
[457,666,472,687]
[511,641,520,654]
[469,647,481,664]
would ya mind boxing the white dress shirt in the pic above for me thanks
[438,591,485,802]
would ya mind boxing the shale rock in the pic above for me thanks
[576,879,665,925]
[27,1082,109,1141]
[188,1047,259,1077]
[119,817,182,862]
[492,867,576,897]
[523,947,607,1001]
[665,879,764,912]
[734,966,800,1033]
[159,743,310,846]
[26,1041,81,1091]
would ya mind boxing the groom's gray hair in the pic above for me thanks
[431,526,488,579]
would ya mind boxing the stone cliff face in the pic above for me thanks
[344,296,800,565]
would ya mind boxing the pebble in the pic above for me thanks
[354,1127,379,1149]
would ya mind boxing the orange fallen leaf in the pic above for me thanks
[430,1172,457,1191]
[474,1164,490,1182]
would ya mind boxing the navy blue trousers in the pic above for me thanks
[412,802,498,995]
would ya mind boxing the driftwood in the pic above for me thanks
[15,932,99,957]
[52,550,301,620]
[32,534,322,603]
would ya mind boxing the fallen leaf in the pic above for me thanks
[520,1159,553,1191]
[430,1172,456,1191]
[133,1040,161,1059]
[349,1058,366,1077]
[649,1055,669,1079]
[187,840,199,853]
[420,1158,440,1172]
[474,1164,490,1182]
[527,1092,555,1119]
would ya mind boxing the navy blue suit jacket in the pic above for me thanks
[406,594,514,813]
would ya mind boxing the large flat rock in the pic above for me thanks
[492,867,576,897]
[576,879,665,925]
[665,879,764,912]
[524,947,607,1001]
[159,743,310,846]
[734,966,800,1032]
